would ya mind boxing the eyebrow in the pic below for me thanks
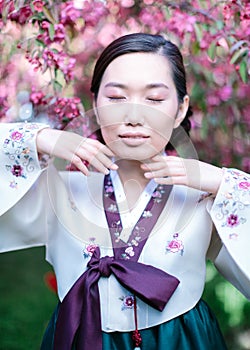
[104,82,169,90]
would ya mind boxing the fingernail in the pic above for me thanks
[111,164,119,170]
[104,169,110,175]
[144,173,151,178]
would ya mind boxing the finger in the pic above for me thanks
[95,151,118,171]
[144,166,186,180]
[82,138,115,158]
[71,155,90,176]
[100,144,116,158]
[141,161,166,172]
[76,145,118,173]
[88,153,117,174]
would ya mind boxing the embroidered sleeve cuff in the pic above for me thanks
[0,122,49,216]
[209,168,250,279]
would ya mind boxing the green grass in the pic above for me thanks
[0,247,57,350]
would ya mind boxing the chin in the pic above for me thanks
[110,142,162,162]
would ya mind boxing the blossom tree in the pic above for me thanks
[0,0,249,170]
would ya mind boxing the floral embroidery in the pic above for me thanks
[119,295,135,310]
[10,131,23,141]
[213,168,250,239]
[229,233,238,240]
[104,181,114,197]
[121,246,135,259]
[9,180,18,189]
[142,210,152,218]
[238,181,250,190]
[3,123,40,188]
[166,233,184,255]
[11,164,23,177]
[227,214,239,227]
[198,192,213,203]
[108,203,118,212]
[83,238,98,258]
[152,185,165,203]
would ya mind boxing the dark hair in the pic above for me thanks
[91,33,192,143]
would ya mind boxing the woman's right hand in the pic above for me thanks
[36,128,118,175]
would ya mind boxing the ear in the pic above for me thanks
[92,99,100,125]
[174,95,190,129]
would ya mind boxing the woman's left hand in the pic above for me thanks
[141,155,223,195]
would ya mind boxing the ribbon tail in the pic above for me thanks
[111,260,180,311]
[53,267,102,350]
[76,270,102,350]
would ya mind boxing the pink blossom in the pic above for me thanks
[121,0,135,8]
[97,23,121,47]
[8,5,33,25]
[33,0,44,12]
[30,91,46,105]
[218,86,232,101]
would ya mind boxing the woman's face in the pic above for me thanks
[94,52,189,161]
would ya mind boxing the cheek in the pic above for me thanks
[100,124,118,144]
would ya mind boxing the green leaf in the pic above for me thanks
[208,41,217,61]
[53,80,63,93]
[35,39,45,47]
[55,69,65,86]
[239,60,248,83]
[194,23,203,42]
[49,24,55,41]
[43,7,56,24]
[200,117,209,140]
[230,47,248,64]
[216,20,224,30]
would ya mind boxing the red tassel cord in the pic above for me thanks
[132,296,142,350]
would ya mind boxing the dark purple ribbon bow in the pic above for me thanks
[54,246,179,350]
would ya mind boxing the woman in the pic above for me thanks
[1,33,250,350]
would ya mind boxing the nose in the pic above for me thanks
[124,103,144,125]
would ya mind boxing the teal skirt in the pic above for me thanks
[41,299,228,350]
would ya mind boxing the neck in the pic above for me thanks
[115,159,150,210]
[116,159,148,186]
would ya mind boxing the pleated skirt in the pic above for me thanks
[40,299,228,350]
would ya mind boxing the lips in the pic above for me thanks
[118,132,150,146]
[119,132,149,139]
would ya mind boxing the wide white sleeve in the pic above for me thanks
[209,168,250,299]
[0,122,50,252]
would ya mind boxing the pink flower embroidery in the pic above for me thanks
[152,190,162,198]
[11,165,23,177]
[166,234,184,255]
[105,185,114,193]
[83,240,98,258]
[227,214,239,227]
[239,181,250,190]
[10,131,23,141]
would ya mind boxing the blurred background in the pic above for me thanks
[0,0,250,349]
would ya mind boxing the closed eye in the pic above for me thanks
[108,96,126,102]
[147,98,165,104]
